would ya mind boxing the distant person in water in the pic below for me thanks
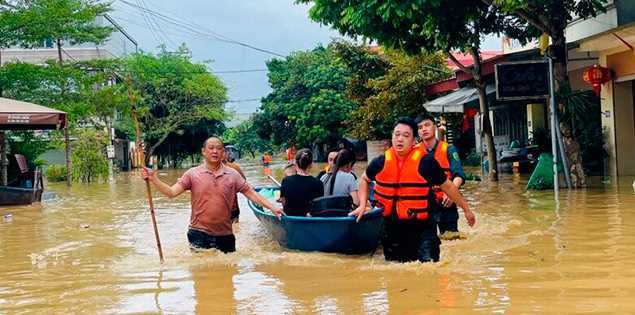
[141,137,282,253]
[262,152,272,167]
[320,148,359,206]
[223,152,246,223]
[286,144,296,162]
[279,148,323,216]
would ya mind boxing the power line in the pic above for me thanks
[115,0,286,58]
[138,0,178,49]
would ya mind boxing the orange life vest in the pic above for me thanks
[374,147,432,220]
[263,154,272,164]
[432,141,452,201]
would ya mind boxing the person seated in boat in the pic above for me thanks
[350,118,476,263]
[279,148,324,216]
[316,150,338,180]
[320,148,359,207]
[141,137,282,253]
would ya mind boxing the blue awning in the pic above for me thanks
[423,84,495,113]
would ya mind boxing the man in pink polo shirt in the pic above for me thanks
[142,137,282,253]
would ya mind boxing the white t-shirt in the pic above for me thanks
[320,171,358,196]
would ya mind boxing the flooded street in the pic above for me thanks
[2,160,635,314]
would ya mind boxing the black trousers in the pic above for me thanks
[382,219,441,263]
[438,205,459,234]
[187,229,236,253]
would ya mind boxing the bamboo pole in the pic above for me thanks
[127,75,164,263]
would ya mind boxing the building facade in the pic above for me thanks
[0,14,137,65]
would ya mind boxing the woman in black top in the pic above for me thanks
[280,148,324,216]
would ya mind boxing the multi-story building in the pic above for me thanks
[0,14,137,65]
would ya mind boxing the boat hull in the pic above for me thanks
[0,186,42,206]
[249,188,384,254]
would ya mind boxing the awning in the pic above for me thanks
[0,98,67,130]
[423,84,495,113]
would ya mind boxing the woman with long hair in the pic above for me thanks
[320,148,359,206]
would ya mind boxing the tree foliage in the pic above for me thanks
[255,45,355,148]
[71,129,108,182]
[297,0,518,180]
[332,42,451,139]
[11,0,113,64]
[223,117,271,159]
[484,0,608,186]
[126,46,228,161]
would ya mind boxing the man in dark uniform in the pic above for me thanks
[350,118,475,262]
[416,113,466,237]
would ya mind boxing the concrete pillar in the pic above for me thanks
[613,80,635,175]
[600,53,618,177]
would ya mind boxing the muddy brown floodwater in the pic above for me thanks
[1,160,635,314]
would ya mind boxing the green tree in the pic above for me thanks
[485,0,608,186]
[223,117,271,159]
[257,45,356,149]
[297,0,524,180]
[125,46,227,162]
[332,42,451,139]
[153,118,226,168]
[14,0,113,65]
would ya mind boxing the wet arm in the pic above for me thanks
[350,190,360,207]
[243,188,279,212]
[148,175,186,198]
[440,180,475,226]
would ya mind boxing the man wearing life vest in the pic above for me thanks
[350,118,475,263]
[415,113,466,237]
[262,153,272,167]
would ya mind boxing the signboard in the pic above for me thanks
[495,60,550,100]
[107,145,115,159]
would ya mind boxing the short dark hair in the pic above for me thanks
[393,117,417,136]
[203,137,224,148]
[415,112,436,125]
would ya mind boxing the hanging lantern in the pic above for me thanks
[582,65,612,96]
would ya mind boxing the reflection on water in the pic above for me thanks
[1,159,635,313]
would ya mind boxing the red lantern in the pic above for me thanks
[582,65,612,96]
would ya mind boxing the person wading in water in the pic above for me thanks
[350,118,475,262]
[416,113,466,239]
[141,137,282,252]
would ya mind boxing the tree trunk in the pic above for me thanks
[470,50,498,181]
[56,38,63,65]
[549,30,586,187]
[65,125,72,187]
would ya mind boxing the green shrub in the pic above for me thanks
[71,130,109,183]
[464,149,481,167]
[45,164,67,182]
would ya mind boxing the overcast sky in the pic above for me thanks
[111,0,501,116]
